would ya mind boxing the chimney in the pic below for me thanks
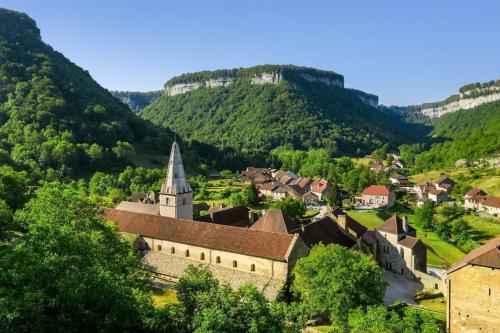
[402,216,408,233]
[338,214,347,230]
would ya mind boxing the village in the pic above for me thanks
[107,142,499,333]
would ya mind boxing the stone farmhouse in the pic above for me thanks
[389,173,410,187]
[244,167,330,204]
[375,215,427,278]
[106,142,310,299]
[445,238,500,333]
[359,185,395,208]
[435,176,456,194]
[428,188,447,205]
[463,187,500,217]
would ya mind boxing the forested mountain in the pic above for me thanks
[110,90,162,112]
[0,8,177,179]
[414,100,500,171]
[141,65,427,158]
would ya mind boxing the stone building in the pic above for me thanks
[105,209,308,300]
[360,185,395,208]
[445,238,500,333]
[109,141,310,299]
[374,215,427,278]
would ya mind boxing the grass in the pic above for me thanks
[410,166,500,196]
[346,205,465,267]
[351,156,374,167]
[310,325,333,332]
[461,214,500,244]
[418,297,446,313]
[150,288,178,308]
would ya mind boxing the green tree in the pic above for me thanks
[112,141,136,161]
[292,244,386,329]
[89,172,117,196]
[324,182,343,209]
[414,202,434,230]
[0,166,29,211]
[271,198,306,221]
[0,182,151,332]
[0,200,13,238]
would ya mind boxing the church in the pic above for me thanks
[105,141,309,299]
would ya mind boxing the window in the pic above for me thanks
[171,247,175,254]
[200,252,205,260]
[157,245,162,251]
[216,256,221,264]
[250,264,255,272]
[400,248,404,258]
[489,288,491,296]
[185,249,190,257]
[232,260,237,268]
[435,284,438,290]
[166,198,169,205]
[401,268,404,275]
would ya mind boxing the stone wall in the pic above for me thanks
[421,91,500,118]
[446,265,500,333]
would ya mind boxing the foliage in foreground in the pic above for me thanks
[0,182,152,332]
[292,243,386,329]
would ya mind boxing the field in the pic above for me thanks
[410,167,500,196]
[346,205,465,267]
[150,288,178,308]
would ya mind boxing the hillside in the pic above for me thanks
[111,90,162,112]
[414,100,500,171]
[141,65,427,158]
[0,8,177,178]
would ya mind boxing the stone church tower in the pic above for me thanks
[159,141,193,220]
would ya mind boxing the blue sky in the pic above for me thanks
[1,0,499,105]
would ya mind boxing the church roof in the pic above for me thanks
[291,216,356,248]
[161,141,192,195]
[196,206,251,228]
[446,238,500,274]
[115,201,160,215]
[376,215,415,235]
[250,209,300,234]
[105,208,295,261]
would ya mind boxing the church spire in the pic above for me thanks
[161,141,192,194]
[159,141,193,220]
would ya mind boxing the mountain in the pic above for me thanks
[414,99,500,171]
[111,90,162,112]
[0,8,177,179]
[141,65,426,158]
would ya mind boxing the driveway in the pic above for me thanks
[383,270,422,305]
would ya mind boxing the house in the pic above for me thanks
[250,209,300,234]
[445,238,500,333]
[258,182,280,197]
[329,208,376,255]
[435,177,456,194]
[463,188,487,209]
[271,185,287,201]
[428,188,448,205]
[375,215,427,278]
[392,160,404,169]
[389,173,410,186]
[370,162,383,174]
[302,192,320,207]
[360,185,395,208]
[310,178,330,199]
[414,182,435,199]
[473,196,500,217]
[109,141,310,300]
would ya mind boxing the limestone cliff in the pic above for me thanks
[162,65,377,107]
[420,83,500,118]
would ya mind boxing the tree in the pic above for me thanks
[89,172,117,196]
[176,265,300,333]
[348,304,444,333]
[112,141,136,161]
[292,244,386,329]
[371,144,388,162]
[0,166,28,211]
[0,200,13,238]
[324,182,343,209]
[271,198,306,221]
[414,202,434,230]
[0,182,151,332]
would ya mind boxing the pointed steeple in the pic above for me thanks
[161,141,192,194]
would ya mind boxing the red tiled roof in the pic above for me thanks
[105,208,295,261]
[311,178,329,193]
[362,185,391,196]
[376,215,415,235]
[196,206,251,228]
[398,236,424,249]
[447,238,500,274]
[291,216,355,248]
[259,182,279,192]
[482,196,500,209]
[429,188,444,196]
[464,188,486,198]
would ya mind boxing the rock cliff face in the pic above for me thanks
[357,94,379,108]
[251,71,283,85]
[421,86,500,118]
[299,73,343,87]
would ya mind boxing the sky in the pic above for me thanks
[1,0,499,105]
